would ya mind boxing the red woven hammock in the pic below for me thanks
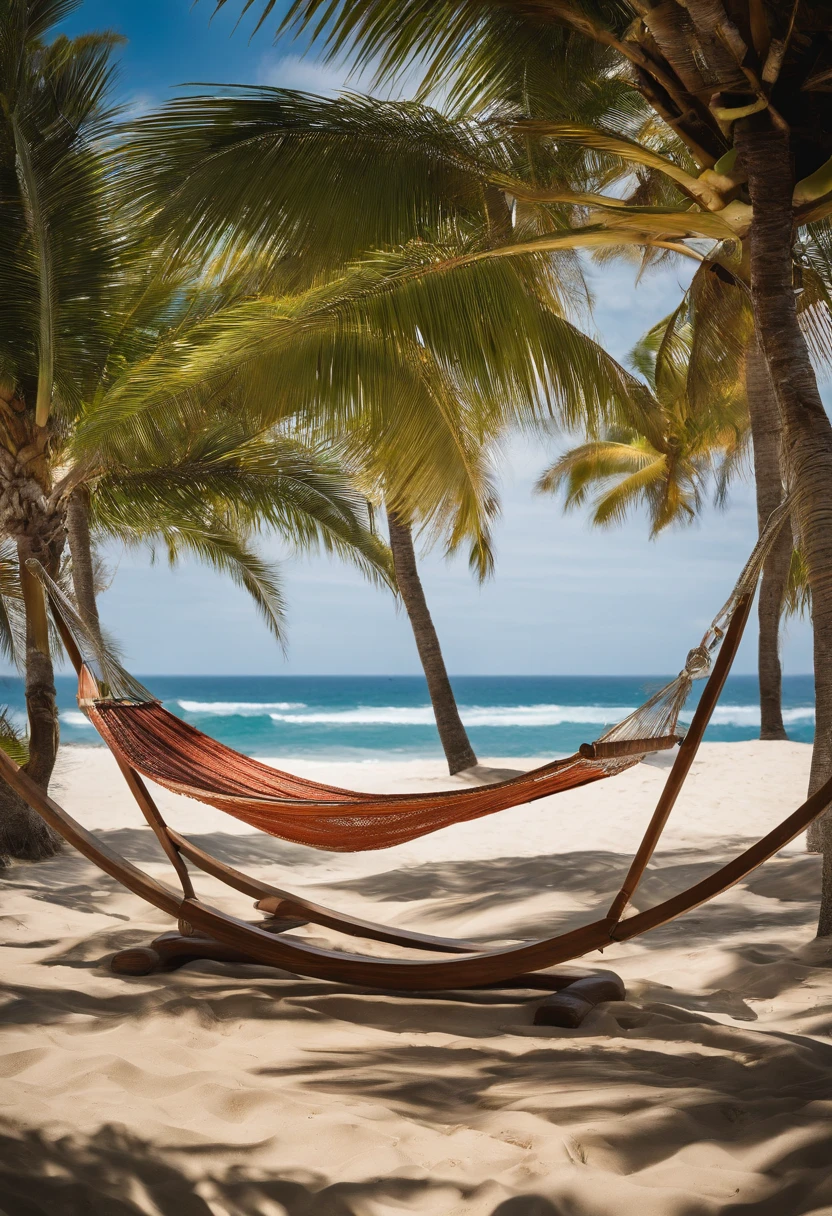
[89,698,621,850]
[36,510,786,853]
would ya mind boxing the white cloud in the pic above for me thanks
[257,51,430,99]
[117,91,157,120]
[258,53,374,96]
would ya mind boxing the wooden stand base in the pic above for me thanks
[110,915,309,976]
[532,973,625,1028]
[110,926,625,1028]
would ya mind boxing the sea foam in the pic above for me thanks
[266,703,817,728]
[269,704,640,727]
[178,700,306,715]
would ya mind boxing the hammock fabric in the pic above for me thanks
[87,697,624,850]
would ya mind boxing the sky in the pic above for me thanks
[37,0,817,678]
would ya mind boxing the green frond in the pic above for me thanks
[784,547,812,619]
[0,541,24,668]
[0,706,29,767]
[120,90,520,279]
[537,439,663,514]
[89,426,395,594]
[0,11,131,427]
[683,261,751,413]
[796,266,832,377]
[73,233,646,462]
[222,0,641,131]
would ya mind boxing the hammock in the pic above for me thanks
[2,504,828,1022]
[86,697,678,850]
[38,554,737,851]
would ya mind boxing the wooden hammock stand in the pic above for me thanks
[3,535,830,1028]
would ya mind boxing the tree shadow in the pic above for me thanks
[251,1016,832,1215]
[3,822,832,1215]
[490,1201,562,1216]
[0,1123,472,1216]
[3,1115,831,1216]
[2,824,826,1021]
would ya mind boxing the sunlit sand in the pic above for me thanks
[2,741,831,1212]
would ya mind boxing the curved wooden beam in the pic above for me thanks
[169,828,483,954]
[178,765,832,990]
[182,898,616,990]
[2,737,831,992]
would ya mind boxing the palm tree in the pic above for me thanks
[121,90,653,775]
[539,317,748,533]
[625,271,797,742]
[241,0,832,935]
[0,376,392,865]
[744,337,792,741]
[655,244,832,741]
[0,7,126,858]
[385,509,477,774]
[0,4,391,862]
[133,71,832,739]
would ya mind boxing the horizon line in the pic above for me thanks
[34,670,817,680]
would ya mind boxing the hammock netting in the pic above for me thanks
[31,505,787,852]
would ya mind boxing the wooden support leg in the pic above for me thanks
[533,973,625,1028]
[112,932,251,975]
[254,895,309,923]
[110,916,309,976]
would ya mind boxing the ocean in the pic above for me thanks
[0,673,815,760]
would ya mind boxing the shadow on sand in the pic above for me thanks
[2,828,832,1214]
[0,1123,476,1216]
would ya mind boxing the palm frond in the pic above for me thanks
[0,16,130,426]
[90,425,395,590]
[784,546,812,619]
[0,541,25,668]
[0,706,29,767]
[120,90,520,279]
[73,233,646,459]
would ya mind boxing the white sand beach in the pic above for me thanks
[1,740,832,1215]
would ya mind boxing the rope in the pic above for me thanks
[593,496,792,759]
[26,560,154,705]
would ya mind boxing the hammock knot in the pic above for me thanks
[684,645,711,679]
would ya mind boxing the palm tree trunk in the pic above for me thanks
[821,850,832,939]
[0,531,63,864]
[735,119,832,934]
[745,339,790,741]
[386,507,478,774]
[66,485,102,645]
[17,536,59,787]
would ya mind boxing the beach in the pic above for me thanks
[1,740,831,1214]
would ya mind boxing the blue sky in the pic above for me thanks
[43,0,815,678]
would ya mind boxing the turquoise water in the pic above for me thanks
[0,673,815,759]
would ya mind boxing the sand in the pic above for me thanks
[1,740,831,1216]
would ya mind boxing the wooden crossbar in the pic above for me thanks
[579,734,681,760]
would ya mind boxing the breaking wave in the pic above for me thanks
[178,700,307,715]
[264,703,817,728]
